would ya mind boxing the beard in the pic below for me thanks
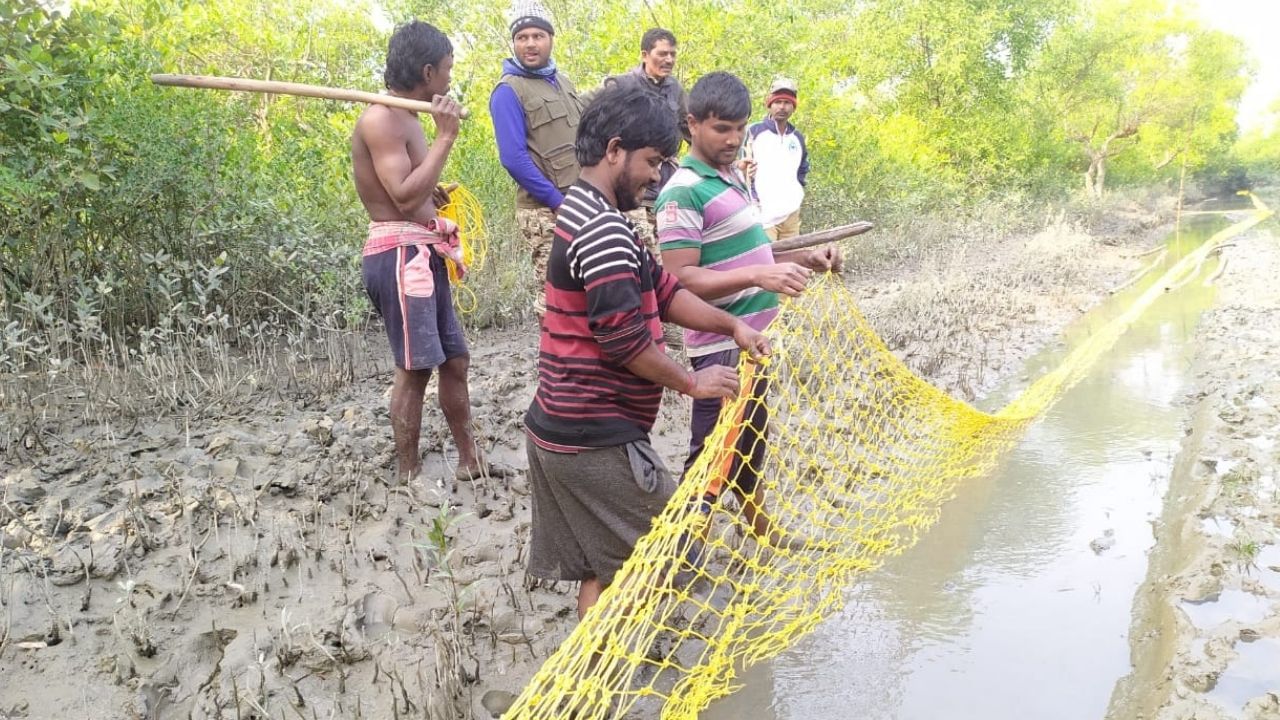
[613,174,642,213]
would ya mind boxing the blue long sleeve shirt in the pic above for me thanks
[489,66,565,210]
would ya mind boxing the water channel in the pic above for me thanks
[703,215,1234,720]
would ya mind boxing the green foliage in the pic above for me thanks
[1029,0,1250,196]
[0,0,1258,378]
[1233,97,1280,182]
[413,499,474,618]
[1,0,380,372]
[1229,537,1261,571]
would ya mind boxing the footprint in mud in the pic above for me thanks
[136,627,238,719]
[481,689,517,718]
[352,591,399,641]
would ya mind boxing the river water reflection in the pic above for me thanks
[702,217,1229,720]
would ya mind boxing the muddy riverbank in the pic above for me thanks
[1110,219,1280,720]
[1,196,1184,719]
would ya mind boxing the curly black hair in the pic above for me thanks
[383,21,452,92]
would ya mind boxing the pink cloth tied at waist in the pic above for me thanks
[362,218,467,279]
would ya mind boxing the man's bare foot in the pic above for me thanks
[454,458,515,482]
[763,532,812,552]
[394,464,422,486]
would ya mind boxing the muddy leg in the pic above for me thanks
[391,367,432,482]
[741,488,767,538]
[577,576,603,620]
[437,354,480,474]
[740,487,807,550]
[739,486,781,546]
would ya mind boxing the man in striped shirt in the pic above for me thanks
[524,83,770,619]
[657,71,840,546]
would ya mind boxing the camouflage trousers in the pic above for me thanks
[523,204,682,350]
[521,206,660,316]
[623,207,659,260]
[517,207,558,317]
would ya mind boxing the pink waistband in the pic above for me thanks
[363,218,466,277]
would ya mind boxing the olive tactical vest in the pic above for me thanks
[499,73,584,209]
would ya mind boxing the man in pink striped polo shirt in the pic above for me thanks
[657,71,840,547]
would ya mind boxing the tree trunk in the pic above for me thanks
[1083,155,1106,198]
[1075,116,1139,199]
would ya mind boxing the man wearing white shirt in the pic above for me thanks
[746,77,809,242]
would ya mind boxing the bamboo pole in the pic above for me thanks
[770,221,875,253]
[150,74,470,117]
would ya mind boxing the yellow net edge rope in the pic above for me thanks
[504,193,1273,719]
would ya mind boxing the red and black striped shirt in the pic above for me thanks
[524,181,682,451]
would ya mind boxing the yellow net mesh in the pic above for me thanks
[505,195,1272,719]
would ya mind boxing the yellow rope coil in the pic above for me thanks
[504,195,1273,719]
[438,184,488,313]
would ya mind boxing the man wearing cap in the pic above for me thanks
[746,77,810,242]
[489,0,586,318]
[604,28,690,258]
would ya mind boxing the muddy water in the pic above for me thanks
[1208,638,1280,712]
[703,217,1231,720]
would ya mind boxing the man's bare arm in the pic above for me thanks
[664,288,737,336]
[774,245,843,273]
[662,247,812,300]
[362,98,460,218]
[663,287,771,360]
[661,247,761,299]
[623,286,770,398]
[623,343,739,400]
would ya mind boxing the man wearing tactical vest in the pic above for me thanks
[489,0,585,319]
[604,28,690,261]
[604,28,692,350]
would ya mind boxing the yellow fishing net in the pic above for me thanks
[505,195,1272,719]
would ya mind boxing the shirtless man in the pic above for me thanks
[351,20,489,483]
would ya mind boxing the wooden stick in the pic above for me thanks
[1203,255,1227,287]
[1124,244,1166,259]
[1109,248,1166,294]
[770,221,875,253]
[150,74,470,118]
